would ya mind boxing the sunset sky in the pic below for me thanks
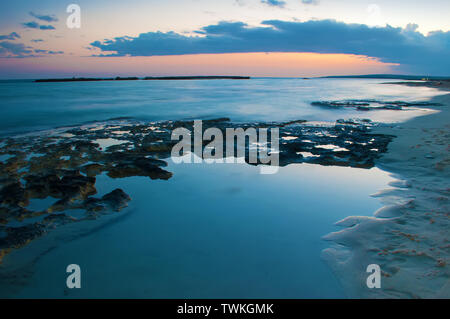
[0,0,449,78]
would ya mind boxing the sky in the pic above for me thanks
[0,0,449,78]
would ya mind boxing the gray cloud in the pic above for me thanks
[0,38,61,58]
[0,42,63,58]
[0,41,33,57]
[0,32,20,40]
[89,19,450,74]
[29,12,58,23]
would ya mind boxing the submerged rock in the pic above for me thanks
[0,182,28,207]
[0,223,47,251]
[101,189,131,212]
[311,99,442,111]
[25,172,96,200]
[42,213,77,228]
[81,163,104,177]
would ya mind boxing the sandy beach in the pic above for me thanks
[323,82,450,298]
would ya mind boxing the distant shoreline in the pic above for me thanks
[320,74,450,81]
[34,76,251,83]
[384,80,450,90]
[4,74,448,83]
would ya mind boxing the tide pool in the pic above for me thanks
[0,159,394,298]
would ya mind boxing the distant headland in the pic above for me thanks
[34,76,251,83]
[319,74,450,81]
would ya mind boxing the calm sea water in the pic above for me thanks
[0,78,443,298]
[1,160,394,298]
[0,78,442,135]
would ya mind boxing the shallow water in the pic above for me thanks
[0,78,437,298]
[0,78,443,135]
[0,159,395,298]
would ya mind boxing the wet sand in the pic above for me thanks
[323,82,450,298]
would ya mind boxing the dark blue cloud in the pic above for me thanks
[30,39,44,42]
[39,25,55,30]
[34,49,63,54]
[22,21,39,29]
[89,19,450,75]
[261,0,286,7]
[0,41,33,57]
[0,41,63,58]
[22,21,55,30]
[0,32,20,40]
[29,11,58,23]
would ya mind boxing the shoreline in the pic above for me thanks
[322,82,450,298]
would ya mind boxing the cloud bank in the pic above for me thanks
[90,19,450,75]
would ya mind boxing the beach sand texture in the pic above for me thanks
[323,84,450,298]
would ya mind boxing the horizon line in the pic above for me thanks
[1,73,450,81]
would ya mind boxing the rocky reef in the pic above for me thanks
[311,99,442,111]
[0,116,396,263]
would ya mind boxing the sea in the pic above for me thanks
[0,78,444,298]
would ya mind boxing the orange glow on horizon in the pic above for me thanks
[0,52,399,79]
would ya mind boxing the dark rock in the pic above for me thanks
[311,101,370,108]
[0,223,47,249]
[312,99,442,112]
[25,172,96,200]
[81,163,104,177]
[107,163,172,180]
[42,213,77,228]
[101,189,131,212]
[24,174,60,198]
[0,182,28,207]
